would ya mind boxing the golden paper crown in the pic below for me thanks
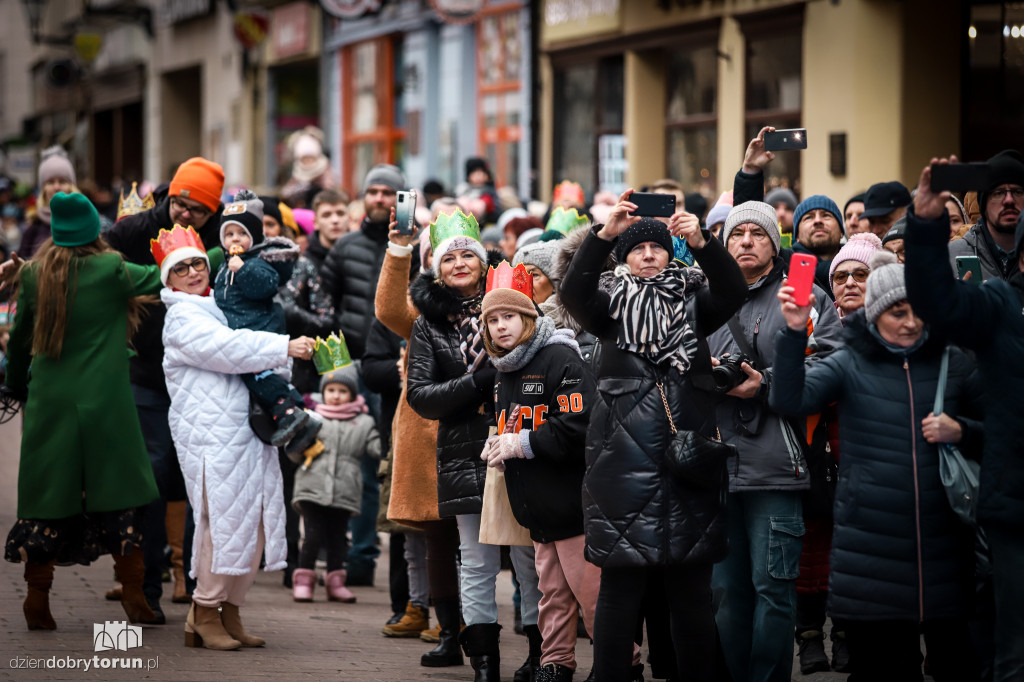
[149,225,205,269]
[312,332,353,375]
[544,207,588,235]
[485,261,533,300]
[429,208,481,253]
[117,182,156,221]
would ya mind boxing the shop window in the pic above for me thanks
[665,44,718,196]
[553,56,624,198]
[342,36,404,193]
[477,7,524,190]
[745,18,802,193]
[964,3,1024,159]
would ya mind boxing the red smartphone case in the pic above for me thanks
[788,253,818,306]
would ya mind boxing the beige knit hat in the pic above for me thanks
[481,288,537,320]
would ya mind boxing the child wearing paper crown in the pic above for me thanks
[213,188,320,455]
[290,366,381,603]
[479,261,603,681]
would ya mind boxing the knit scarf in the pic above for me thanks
[453,293,487,372]
[314,394,368,421]
[608,261,700,375]
[489,316,581,373]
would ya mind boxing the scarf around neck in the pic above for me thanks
[453,292,486,372]
[608,261,700,375]
[315,394,368,421]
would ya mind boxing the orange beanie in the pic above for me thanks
[169,157,225,212]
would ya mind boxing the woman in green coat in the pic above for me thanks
[3,192,163,630]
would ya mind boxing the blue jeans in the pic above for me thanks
[988,525,1024,681]
[132,384,186,604]
[712,490,804,682]
[455,514,541,626]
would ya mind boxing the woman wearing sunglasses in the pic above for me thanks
[829,233,883,320]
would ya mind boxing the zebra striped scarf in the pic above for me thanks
[608,261,700,374]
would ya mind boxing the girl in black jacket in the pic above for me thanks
[559,193,747,682]
[480,263,598,682]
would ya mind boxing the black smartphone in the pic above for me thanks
[763,128,808,151]
[931,163,991,193]
[394,189,417,235]
[629,192,676,217]
[955,255,982,284]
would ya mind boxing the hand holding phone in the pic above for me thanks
[955,256,982,284]
[788,252,818,306]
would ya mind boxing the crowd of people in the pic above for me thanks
[0,125,1021,682]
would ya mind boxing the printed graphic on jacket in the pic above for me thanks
[496,392,586,434]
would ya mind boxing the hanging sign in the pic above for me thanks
[320,0,383,19]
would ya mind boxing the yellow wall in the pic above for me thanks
[717,16,746,196]
[624,50,667,188]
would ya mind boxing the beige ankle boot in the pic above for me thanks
[184,603,241,650]
[220,602,265,647]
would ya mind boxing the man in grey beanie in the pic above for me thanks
[708,199,843,682]
[319,162,414,587]
[765,187,798,237]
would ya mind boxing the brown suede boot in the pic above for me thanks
[220,602,265,647]
[23,561,57,630]
[184,602,241,650]
[112,550,157,624]
[165,501,190,603]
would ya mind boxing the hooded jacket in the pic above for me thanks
[560,229,748,567]
[906,206,1024,532]
[292,410,381,514]
[104,197,224,393]
[406,250,504,517]
[214,236,299,334]
[770,310,980,621]
[706,258,843,492]
[493,340,596,544]
[947,218,1016,283]
[161,288,289,576]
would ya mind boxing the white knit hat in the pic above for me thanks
[864,250,906,323]
[721,201,781,253]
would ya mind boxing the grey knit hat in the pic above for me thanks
[362,164,407,193]
[721,201,781,254]
[765,187,798,210]
[321,365,359,396]
[864,250,906,324]
[513,240,561,282]
[38,146,76,187]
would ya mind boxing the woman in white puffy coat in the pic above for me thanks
[155,235,314,651]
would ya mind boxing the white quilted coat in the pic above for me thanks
[161,289,290,577]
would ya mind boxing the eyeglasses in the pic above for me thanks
[989,186,1024,201]
[832,268,870,285]
[727,227,771,242]
[170,197,212,219]
[170,258,208,277]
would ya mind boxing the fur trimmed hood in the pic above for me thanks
[249,235,300,263]
[409,249,505,325]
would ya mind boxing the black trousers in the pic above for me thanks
[296,502,351,573]
[845,618,978,682]
[389,532,409,614]
[422,518,460,602]
[594,563,716,682]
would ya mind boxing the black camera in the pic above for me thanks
[713,353,755,394]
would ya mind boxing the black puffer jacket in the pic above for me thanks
[560,228,748,567]
[320,217,401,358]
[406,251,504,517]
[770,311,981,621]
[103,197,223,393]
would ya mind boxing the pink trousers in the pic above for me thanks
[534,535,602,670]
[192,487,265,608]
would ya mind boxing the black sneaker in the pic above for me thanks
[798,631,831,674]
[271,406,309,447]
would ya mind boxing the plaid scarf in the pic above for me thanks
[608,261,700,375]
[453,293,486,373]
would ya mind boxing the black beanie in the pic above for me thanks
[465,157,492,182]
[221,188,265,247]
[260,195,283,227]
[614,218,674,263]
[983,150,1024,205]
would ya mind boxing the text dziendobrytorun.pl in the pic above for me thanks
[9,655,159,671]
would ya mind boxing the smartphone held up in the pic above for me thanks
[788,252,818,306]
[394,189,418,235]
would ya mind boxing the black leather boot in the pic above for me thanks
[459,622,502,682]
[420,599,464,667]
[514,624,543,682]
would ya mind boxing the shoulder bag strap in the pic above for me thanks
[726,316,757,359]
[933,347,949,416]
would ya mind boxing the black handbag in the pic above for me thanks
[249,394,277,445]
[656,381,736,489]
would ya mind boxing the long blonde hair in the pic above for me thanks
[483,313,537,358]
[24,237,150,359]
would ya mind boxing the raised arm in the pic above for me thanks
[375,250,419,341]
[691,237,748,334]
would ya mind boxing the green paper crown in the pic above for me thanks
[544,207,588,236]
[312,332,353,375]
[429,208,481,253]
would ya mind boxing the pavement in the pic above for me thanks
[0,414,852,681]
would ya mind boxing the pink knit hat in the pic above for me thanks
[829,232,883,292]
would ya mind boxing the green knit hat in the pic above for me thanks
[50,192,100,247]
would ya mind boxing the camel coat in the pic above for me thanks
[374,250,440,526]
